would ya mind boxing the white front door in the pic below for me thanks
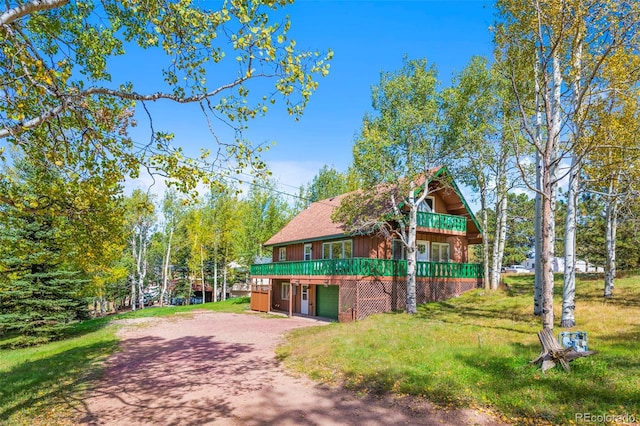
[301,285,309,315]
[417,240,429,262]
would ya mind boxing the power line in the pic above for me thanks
[124,137,338,207]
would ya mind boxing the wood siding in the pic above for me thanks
[270,233,469,263]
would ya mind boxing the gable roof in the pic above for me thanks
[263,165,482,247]
[263,193,348,247]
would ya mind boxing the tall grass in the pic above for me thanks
[0,297,251,425]
[277,275,640,425]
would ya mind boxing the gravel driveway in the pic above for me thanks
[78,311,504,425]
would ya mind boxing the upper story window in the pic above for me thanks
[304,243,312,261]
[278,247,287,261]
[418,196,434,213]
[432,242,450,262]
[322,239,352,259]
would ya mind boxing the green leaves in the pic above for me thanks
[1,0,332,222]
[352,57,445,188]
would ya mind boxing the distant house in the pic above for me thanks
[249,166,483,322]
[522,257,604,273]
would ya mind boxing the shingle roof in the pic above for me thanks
[263,165,483,247]
[263,194,348,247]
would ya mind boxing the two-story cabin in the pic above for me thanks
[250,166,483,322]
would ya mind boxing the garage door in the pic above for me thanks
[316,285,339,320]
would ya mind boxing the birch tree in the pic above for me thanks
[495,0,640,329]
[124,190,156,310]
[1,0,332,228]
[334,57,447,315]
[185,206,208,304]
[159,190,180,306]
[234,179,293,265]
[582,49,640,298]
[443,56,525,291]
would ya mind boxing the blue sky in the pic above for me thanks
[125,0,496,201]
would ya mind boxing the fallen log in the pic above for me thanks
[530,328,596,372]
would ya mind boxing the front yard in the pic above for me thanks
[277,274,640,425]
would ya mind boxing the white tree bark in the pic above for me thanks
[222,246,228,301]
[533,151,543,316]
[491,178,508,291]
[213,239,218,302]
[129,273,137,312]
[0,0,69,26]
[405,185,418,314]
[604,182,618,298]
[561,154,579,327]
[540,51,563,331]
[533,53,544,316]
[160,228,173,307]
[480,191,491,290]
[562,23,584,328]
[200,244,206,304]
[137,233,148,310]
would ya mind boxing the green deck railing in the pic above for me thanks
[416,211,467,232]
[250,258,483,279]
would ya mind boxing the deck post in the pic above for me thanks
[288,283,293,318]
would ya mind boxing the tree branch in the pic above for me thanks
[0,72,267,139]
[0,0,69,26]
[0,103,66,139]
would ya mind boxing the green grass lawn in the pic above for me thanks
[0,297,251,425]
[277,276,640,425]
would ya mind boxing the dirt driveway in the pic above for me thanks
[78,311,505,425]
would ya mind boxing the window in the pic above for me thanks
[418,196,435,213]
[281,282,290,300]
[417,240,429,261]
[431,243,450,262]
[304,244,312,261]
[278,247,286,261]
[392,240,405,260]
[322,240,352,259]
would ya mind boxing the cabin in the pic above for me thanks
[249,166,483,322]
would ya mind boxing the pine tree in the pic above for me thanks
[0,213,89,347]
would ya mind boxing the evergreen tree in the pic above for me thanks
[0,213,89,347]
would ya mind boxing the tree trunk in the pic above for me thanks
[481,191,490,290]
[405,199,418,314]
[491,182,507,291]
[130,235,138,311]
[533,150,543,316]
[200,244,206,304]
[562,27,583,328]
[540,171,555,330]
[496,190,508,287]
[138,239,147,309]
[130,273,136,311]
[533,52,543,316]
[561,155,579,328]
[604,189,618,298]
[136,233,147,309]
[213,243,218,303]
[160,227,173,307]
[222,246,228,301]
[540,51,563,331]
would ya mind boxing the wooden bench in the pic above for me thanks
[530,329,596,372]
